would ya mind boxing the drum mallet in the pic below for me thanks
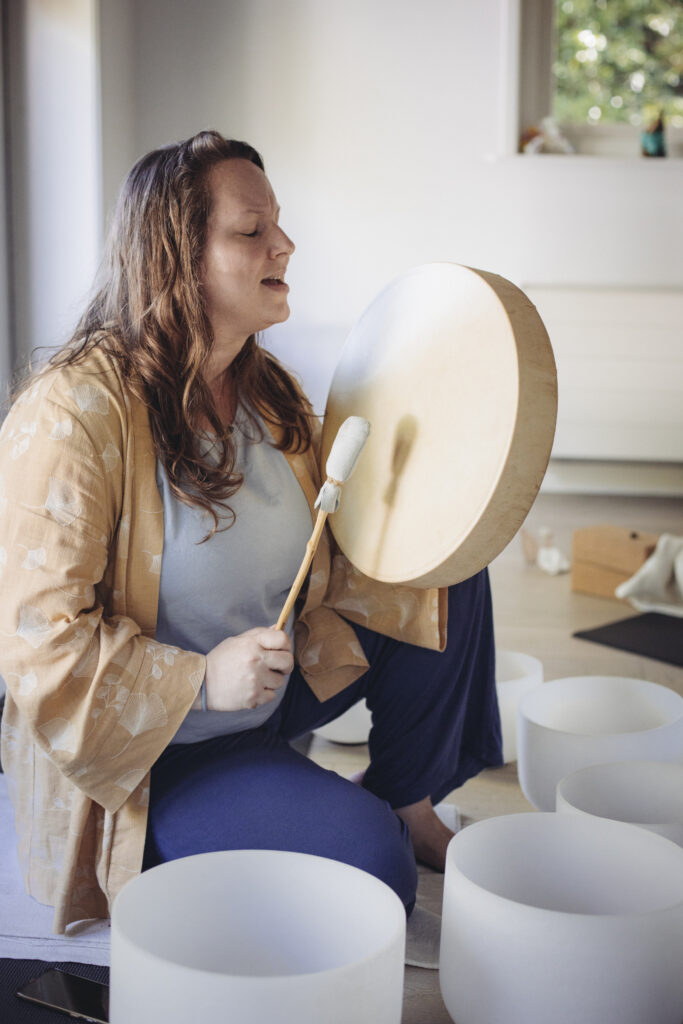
[275,416,370,631]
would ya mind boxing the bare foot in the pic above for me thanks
[395,796,454,872]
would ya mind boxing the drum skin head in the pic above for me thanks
[321,263,558,587]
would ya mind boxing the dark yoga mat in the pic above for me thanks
[574,612,683,669]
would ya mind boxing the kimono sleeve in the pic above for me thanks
[0,377,205,813]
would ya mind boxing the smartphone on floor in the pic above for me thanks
[15,967,109,1023]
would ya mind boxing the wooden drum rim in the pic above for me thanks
[321,263,558,588]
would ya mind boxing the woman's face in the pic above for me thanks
[200,158,295,349]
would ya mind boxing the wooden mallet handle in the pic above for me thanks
[275,508,328,631]
[274,416,370,631]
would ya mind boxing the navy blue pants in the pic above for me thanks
[143,570,502,913]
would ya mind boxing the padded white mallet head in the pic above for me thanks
[315,416,371,513]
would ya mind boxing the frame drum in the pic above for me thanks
[321,263,557,587]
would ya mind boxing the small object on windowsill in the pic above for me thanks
[641,111,667,157]
[520,117,574,155]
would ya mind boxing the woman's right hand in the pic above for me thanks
[203,627,294,711]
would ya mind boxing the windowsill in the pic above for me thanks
[487,152,683,165]
[518,152,678,161]
[509,124,683,162]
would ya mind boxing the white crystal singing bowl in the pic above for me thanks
[557,760,683,848]
[313,698,373,744]
[110,850,406,1024]
[517,675,683,811]
[440,813,683,1024]
[495,650,543,762]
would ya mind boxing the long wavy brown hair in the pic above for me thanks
[27,130,313,537]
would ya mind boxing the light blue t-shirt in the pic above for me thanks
[154,405,312,743]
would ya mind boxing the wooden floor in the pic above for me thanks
[308,491,683,1024]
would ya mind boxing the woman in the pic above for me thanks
[0,130,501,934]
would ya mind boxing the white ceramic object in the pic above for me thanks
[440,812,683,1024]
[110,849,405,1024]
[517,675,683,811]
[557,760,683,848]
[313,698,373,744]
[495,650,543,762]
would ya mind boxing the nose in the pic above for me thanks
[272,226,295,257]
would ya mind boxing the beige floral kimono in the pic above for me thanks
[0,346,446,933]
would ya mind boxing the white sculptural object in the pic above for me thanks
[557,760,683,847]
[517,675,683,810]
[440,812,683,1024]
[110,849,406,1024]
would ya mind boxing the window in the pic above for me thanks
[518,0,683,156]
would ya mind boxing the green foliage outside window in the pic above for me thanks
[553,0,683,128]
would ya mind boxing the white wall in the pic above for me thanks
[98,0,137,229]
[95,0,683,474]
[8,0,101,368]
[119,0,522,326]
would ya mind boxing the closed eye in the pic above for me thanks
[242,230,259,238]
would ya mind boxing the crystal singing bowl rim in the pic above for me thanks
[557,761,683,828]
[495,651,544,762]
[112,849,406,977]
[495,650,543,687]
[446,813,683,918]
[518,675,683,738]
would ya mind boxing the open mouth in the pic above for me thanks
[261,277,289,291]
